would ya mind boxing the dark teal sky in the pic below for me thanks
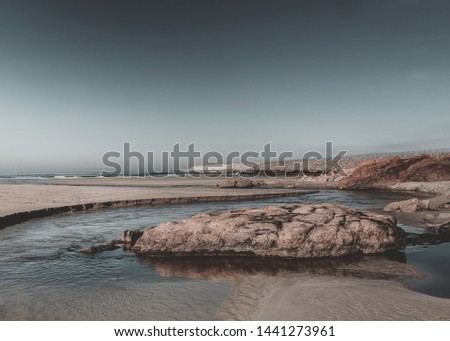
[1,0,450,172]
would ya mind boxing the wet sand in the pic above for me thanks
[139,255,450,320]
[0,177,315,228]
[217,274,450,320]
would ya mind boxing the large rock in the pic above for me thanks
[122,204,404,258]
[339,154,450,190]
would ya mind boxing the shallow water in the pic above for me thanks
[0,190,449,320]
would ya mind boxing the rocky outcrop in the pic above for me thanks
[383,198,429,213]
[217,175,342,190]
[339,154,450,190]
[383,192,450,213]
[383,192,450,234]
[218,179,258,188]
[291,172,348,186]
[216,179,256,189]
[424,213,450,234]
[121,204,404,258]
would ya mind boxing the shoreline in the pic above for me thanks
[0,184,316,229]
[2,175,449,230]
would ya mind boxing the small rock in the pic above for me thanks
[384,198,420,212]
[218,179,254,188]
[119,230,144,246]
[438,222,450,234]
[383,201,400,212]
[424,213,450,233]
[81,240,120,254]
[399,198,420,212]
[424,212,450,225]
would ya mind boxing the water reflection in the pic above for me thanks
[137,252,425,281]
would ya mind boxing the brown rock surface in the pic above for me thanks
[424,213,450,233]
[339,154,450,190]
[218,179,257,188]
[383,198,430,212]
[383,192,450,213]
[123,204,404,258]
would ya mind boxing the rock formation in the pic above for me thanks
[217,178,274,188]
[424,213,450,234]
[383,193,450,213]
[120,204,404,258]
[383,198,429,213]
[339,154,450,190]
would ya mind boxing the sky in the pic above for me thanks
[0,0,449,173]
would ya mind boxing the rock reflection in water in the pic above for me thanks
[136,252,425,281]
